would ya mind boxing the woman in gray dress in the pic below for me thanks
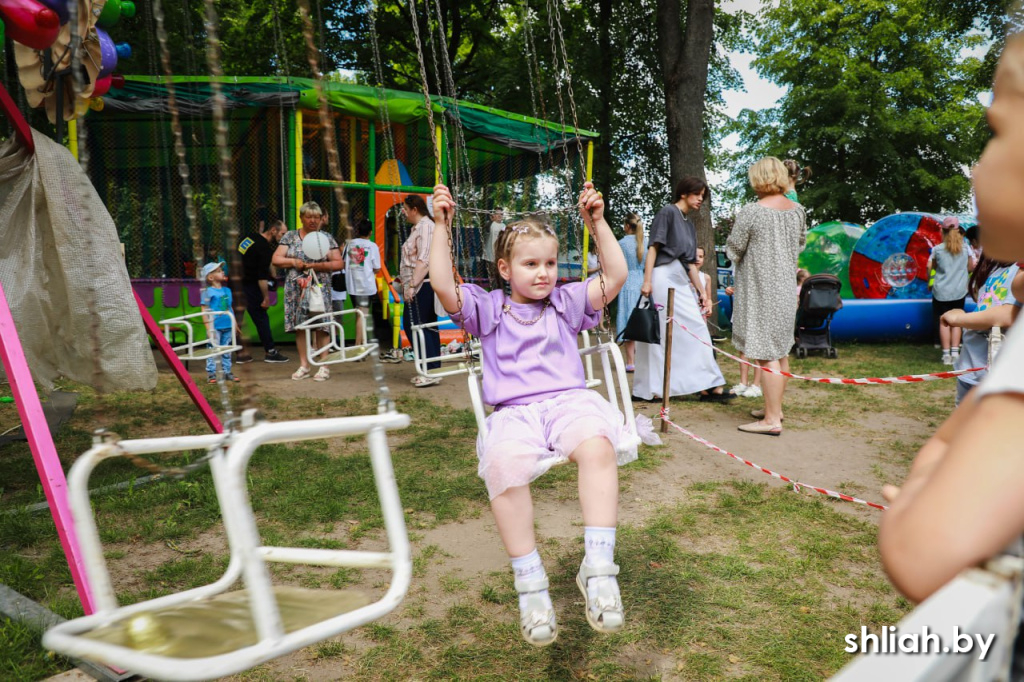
[726,157,807,435]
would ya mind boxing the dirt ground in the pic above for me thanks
[142,346,929,680]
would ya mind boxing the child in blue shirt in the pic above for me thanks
[200,262,239,383]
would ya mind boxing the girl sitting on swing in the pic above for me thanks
[429,182,634,646]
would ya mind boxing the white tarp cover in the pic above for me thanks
[0,129,157,391]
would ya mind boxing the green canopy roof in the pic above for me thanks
[103,76,598,153]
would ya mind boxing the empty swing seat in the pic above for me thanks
[43,410,412,681]
[160,311,242,361]
[410,319,481,378]
[295,309,379,365]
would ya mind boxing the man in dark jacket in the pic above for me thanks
[237,212,290,363]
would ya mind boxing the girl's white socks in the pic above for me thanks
[511,549,552,613]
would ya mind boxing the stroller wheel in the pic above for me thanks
[796,347,808,359]
[828,347,838,359]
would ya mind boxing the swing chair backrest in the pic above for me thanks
[43,410,412,681]
[467,340,640,459]
[160,310,241,360]
[295,308,378,365]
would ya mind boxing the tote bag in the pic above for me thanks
[617,296,660,344]
[304,276,326,314]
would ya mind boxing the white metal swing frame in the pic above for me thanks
[467,339,641,462]
[410,319,482,378]
[159,310,242,361]
[43,410,412,681]
[295,308,379,366]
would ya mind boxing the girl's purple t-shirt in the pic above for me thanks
[451,280,601,407]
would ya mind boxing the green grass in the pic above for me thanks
[0,343,948,679]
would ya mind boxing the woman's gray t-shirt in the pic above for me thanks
[931,243,969,302]
[649,204,697,267]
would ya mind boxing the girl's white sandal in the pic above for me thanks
[513,576,557,647]
[576,561,624,633]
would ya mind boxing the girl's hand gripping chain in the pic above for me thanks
[578,181,605,228]
[429,184,461,314]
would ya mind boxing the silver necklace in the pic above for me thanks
[502,298,550,325]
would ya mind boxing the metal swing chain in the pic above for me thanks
[298,0,397,411]
[426,0,481,363]
[545,0,612,339]
[201,0,247,424]
[406,0,468,360]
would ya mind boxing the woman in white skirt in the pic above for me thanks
[634,177,731,402]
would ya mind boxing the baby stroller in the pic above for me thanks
[794,274,843,358]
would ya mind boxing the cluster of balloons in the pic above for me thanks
[0,0,134,122]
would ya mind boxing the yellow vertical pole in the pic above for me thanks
[294,109,303,229]
[68,120,79,160]
[434,124,442,185]
[581,141,594,281]
[349,117,357,182]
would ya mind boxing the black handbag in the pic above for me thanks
[618,296,661,344]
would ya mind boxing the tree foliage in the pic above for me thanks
[730,0,993,225]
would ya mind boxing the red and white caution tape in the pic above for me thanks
[667,316,984,385]
[659,409,888,511]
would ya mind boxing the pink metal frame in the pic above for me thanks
[0,282,95,613]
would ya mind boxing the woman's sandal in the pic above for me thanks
[514,576,557,647]
[737,420,782,436]
[411,375,441,388]
[698,390,734,403]
[576,561,624,634]
[291,366,311,381]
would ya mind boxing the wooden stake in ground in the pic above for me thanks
[661,287,674,433]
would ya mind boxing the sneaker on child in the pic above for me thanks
[730,383,748,395]
[743,385,763,398]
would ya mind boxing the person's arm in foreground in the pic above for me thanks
[879,391,1024,602]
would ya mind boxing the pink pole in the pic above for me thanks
[0,283,95,614]
[133,291,223,434]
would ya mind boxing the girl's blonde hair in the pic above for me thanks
[748,157,789,196]
[943,223,964,256]
[494,218,559,265]
[624,212,644,264]
[796,268,810,285]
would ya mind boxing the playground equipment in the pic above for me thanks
[159,310,241,361]
[295,308,378,365]
[849,212,943,299]
[797,221,865,299]
[42,409,411,681]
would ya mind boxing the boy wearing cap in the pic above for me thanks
[201,262,239,383]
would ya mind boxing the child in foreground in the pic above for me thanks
[428,182,633,646]
[879,29,1024,603]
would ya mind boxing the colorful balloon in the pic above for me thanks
[0,0,59,50]
[95,26,117,77]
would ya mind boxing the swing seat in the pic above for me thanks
[467,341,641,461]
[43,409,412,682]
[295,309,379,366]
[411,319,480,378]
[160,311,242,361]
[579,329,603,390]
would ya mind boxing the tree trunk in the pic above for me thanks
[594,0,614,215]
[656,0,718,302]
